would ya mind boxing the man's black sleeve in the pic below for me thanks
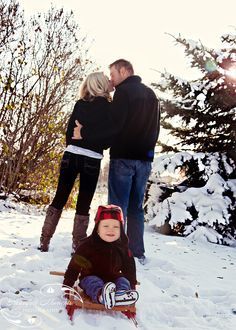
[80,88,128,142]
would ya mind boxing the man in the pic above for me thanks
[73,59,160,264]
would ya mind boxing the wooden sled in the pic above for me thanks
[50,271,138,327]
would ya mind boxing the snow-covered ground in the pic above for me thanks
[0,193,236,330]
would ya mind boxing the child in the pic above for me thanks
[63,204,138,309]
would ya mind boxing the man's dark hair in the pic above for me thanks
[109,59,134,74]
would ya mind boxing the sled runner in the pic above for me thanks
[66,286,137,326]
[50,271,138,327]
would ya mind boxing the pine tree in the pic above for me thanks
[152,31,236,156]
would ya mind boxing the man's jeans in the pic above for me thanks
[108,159,152,257]
[80,276,131,303]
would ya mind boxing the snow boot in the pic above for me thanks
[72,214,89,253]
[137,255,147,265]
[39,206,62,252]
[98,282,116,309]
[115,290,139,306]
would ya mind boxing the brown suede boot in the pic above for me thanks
[72,214,89,253]
[39,205,62,252]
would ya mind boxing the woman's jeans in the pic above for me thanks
[80,276,131,303]
[108,159,152,258]
[51,151,101,215]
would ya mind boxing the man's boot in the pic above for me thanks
[39,205,62,252]
[72,214,89,253]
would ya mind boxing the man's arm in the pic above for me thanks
[72,120,83,140]
[72,89,128,142]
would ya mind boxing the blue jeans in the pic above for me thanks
[108,159,152,257]
[80,276,131,303]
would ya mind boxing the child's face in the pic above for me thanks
[97,219,121,243]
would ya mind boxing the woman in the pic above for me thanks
[39,72,112,253]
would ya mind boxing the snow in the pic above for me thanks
[146,152,236,248]
[150,173,232,229]
[0,193,236,330]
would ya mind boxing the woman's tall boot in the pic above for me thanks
[39,205,62,252]
[72,214,89,253]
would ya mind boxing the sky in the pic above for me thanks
[19,0,236,85]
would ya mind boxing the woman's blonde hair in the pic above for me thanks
[79,72,110,101]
